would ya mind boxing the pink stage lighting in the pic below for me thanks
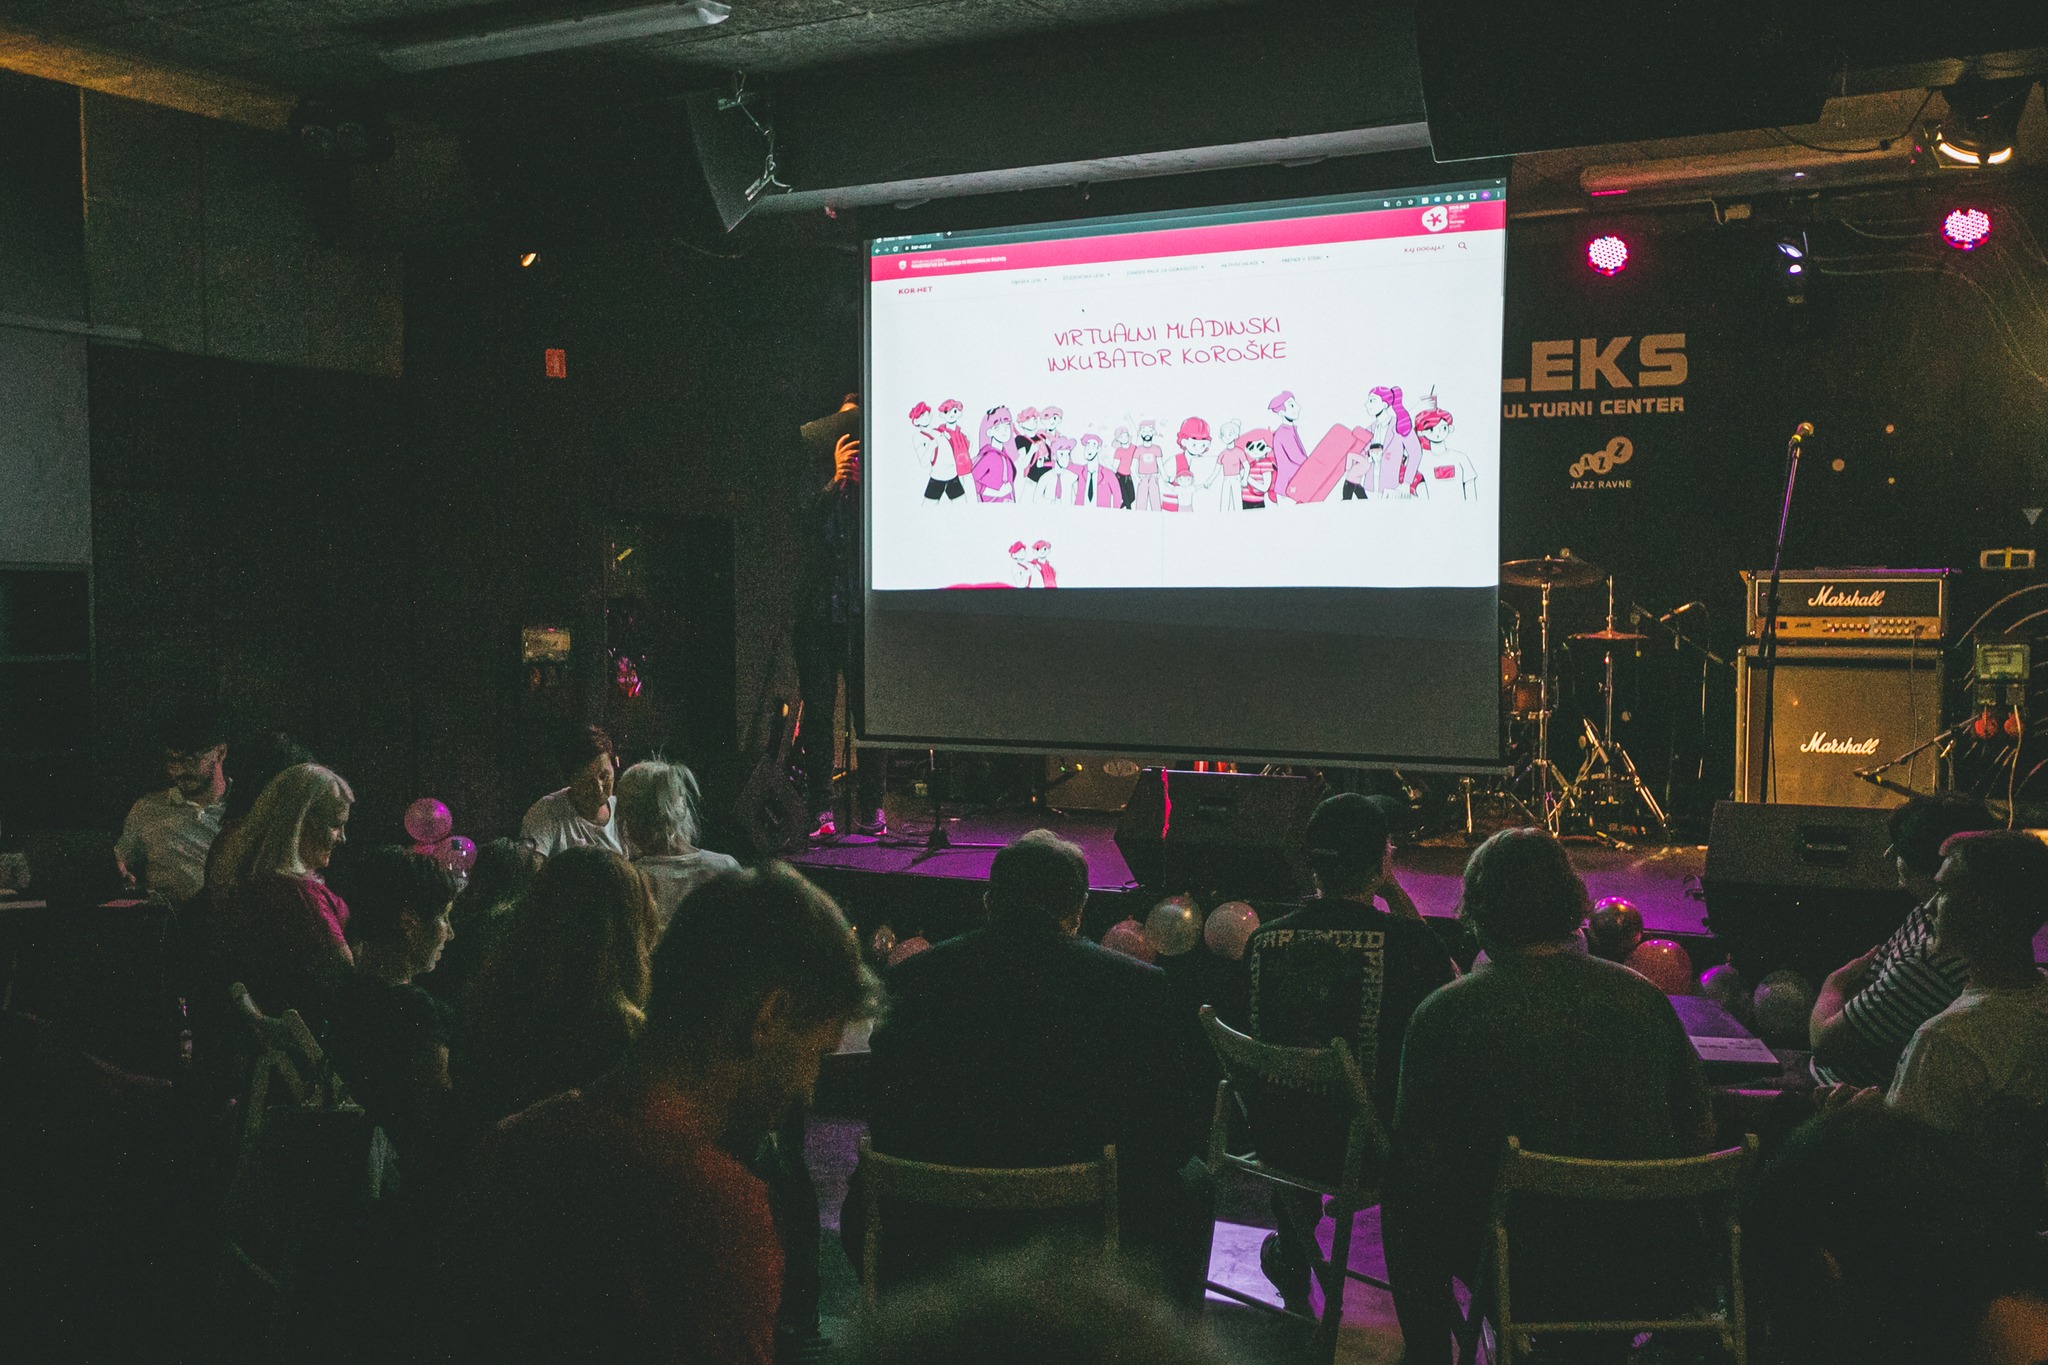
[1941,207,1993,251]
[1586,234,1630,276]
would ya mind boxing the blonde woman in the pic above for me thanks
[210,762,355,1016]
[615,758,740,927]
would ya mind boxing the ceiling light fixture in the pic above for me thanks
[379,0,731,72]
[1930,76,2033,168]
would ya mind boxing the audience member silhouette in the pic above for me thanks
[438,863,877,1365]
[520,723,624,856]
[115,702,230,906]
[456,846,660,1127]
[209,762,356,1022]
[420,836,539,1008]
[616,758,741,927]
[861,831,1212,1305]
[1384,828,1714,1365]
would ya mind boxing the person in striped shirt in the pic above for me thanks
[1809,794,1995,1087]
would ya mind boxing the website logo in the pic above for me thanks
[1420,205,1449,233]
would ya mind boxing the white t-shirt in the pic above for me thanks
[1888,975,2048,1141]
[115,786,226,904]
[519,788,625,858]
[634,850,742,927]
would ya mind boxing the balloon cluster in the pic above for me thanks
[1099,894,1263,964]
[405,797,478,883]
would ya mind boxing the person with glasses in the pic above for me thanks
[115,702,230,905]
[1810,794,1996,1088]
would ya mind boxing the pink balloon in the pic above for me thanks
[1203,901,1260,960]
[1626,938,1695,995]
[887,936,932,968]
[404,798,453,845]
[1101,918,1157,963]
[445,835,478,874]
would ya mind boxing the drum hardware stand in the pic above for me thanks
[1498,554,1605,835]
[1556,576,1666,844]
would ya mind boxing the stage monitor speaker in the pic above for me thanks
[1700,799,1913,982]
[1114,768,1320,900]
[1414,4,1829,161]
[684,87,781,232]
[1735,647,1944,808]
[1043,754,1146,812]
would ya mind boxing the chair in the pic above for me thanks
[228,981,348,1141]
[1198,1004,1389,1364]
[1457,1135,1758,1365]
[854,1137,1118,1307]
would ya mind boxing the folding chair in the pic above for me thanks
[854,1137,1118,1307]
[1457,1134,1758,1365]
[1199,1004,1389,1364]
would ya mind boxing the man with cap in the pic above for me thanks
[1243,792,1456,1311]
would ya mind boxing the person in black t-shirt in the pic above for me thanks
[326,846,457,1165]
[1244,793,1456,1310]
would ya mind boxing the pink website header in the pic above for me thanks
[870,199,1506,283]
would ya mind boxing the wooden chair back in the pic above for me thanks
[1199,1004,1386,1191]
[856,1138,1118,1305]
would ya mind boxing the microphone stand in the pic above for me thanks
[1757,428,1808,802]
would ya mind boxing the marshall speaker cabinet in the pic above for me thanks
[1736,570,1948,807]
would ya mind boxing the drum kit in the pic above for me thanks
[1476,551,1669,844]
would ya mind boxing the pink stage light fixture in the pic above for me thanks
[1586,234,1630,276]
[1941,207,1993,251]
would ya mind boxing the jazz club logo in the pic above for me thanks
[1570,435,1634,491]
[1420,204,1449,232]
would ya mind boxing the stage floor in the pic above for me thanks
[789,804,1713,938]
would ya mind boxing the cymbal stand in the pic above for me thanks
[1525,580,1568,829]
[1556,576,1667,842]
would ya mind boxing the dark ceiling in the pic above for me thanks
[0,0,1255,98]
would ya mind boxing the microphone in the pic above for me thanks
[1788,421,1814,451]
[1657,601,1704,625]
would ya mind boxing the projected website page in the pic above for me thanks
[864,180,1507,764]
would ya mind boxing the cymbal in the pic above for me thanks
[1569,628,1648,642]
[1501,555,1604,589]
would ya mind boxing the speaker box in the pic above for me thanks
[1042,754,1146,812]
[1735,647,1944,807]
[1114,768,1320,900]
[1700,799,1913,981]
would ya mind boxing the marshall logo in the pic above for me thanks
[1800,731,1882,756]
[1807,586,1886,608]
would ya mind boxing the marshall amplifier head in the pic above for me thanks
[1743,568,1947,646]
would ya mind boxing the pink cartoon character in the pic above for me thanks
[910,400,963,503]
[975,407,1019,502]
[1042,439,1080,505]
[1240,436,1277,509]
[1110,425,1137,508]
[1028,540,1058,588]
[1368,385,1425,498]
[1411,391,1478,500]
[1204,425,1254,512]
[1073,434,1118,507]
[1131,419,1164,511]
[1016,407,1053,490]
[1009,539,1032,586]
[937,399,973,481]
[1267,391,1308,506]
[1163,417,1210,513]
[1041,406,1074,464]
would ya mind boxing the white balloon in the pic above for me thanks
[1203,901,1260,960]
[1144,896,1202,957]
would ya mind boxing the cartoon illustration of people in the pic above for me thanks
[1204,426,1254,512]
[975,406,1019,503]
[1268,391,1308,506]
[1042,441,1079,504]
[1073,434,1119,507]
[1110,425,1138,509]
[1041,406,1074,467]
[1028,540,1058,588]
[1412,393,1478,499]
[1241,438,1277,509]
[911,400,965,503]
[1017,407,1054,489]
[1343,435,1373,500]
[1368,385,1425,498]
[1009,540,1032,586]
[1163,416,1210,513]
[937,398,973,485]
[1131,419,1164,511]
